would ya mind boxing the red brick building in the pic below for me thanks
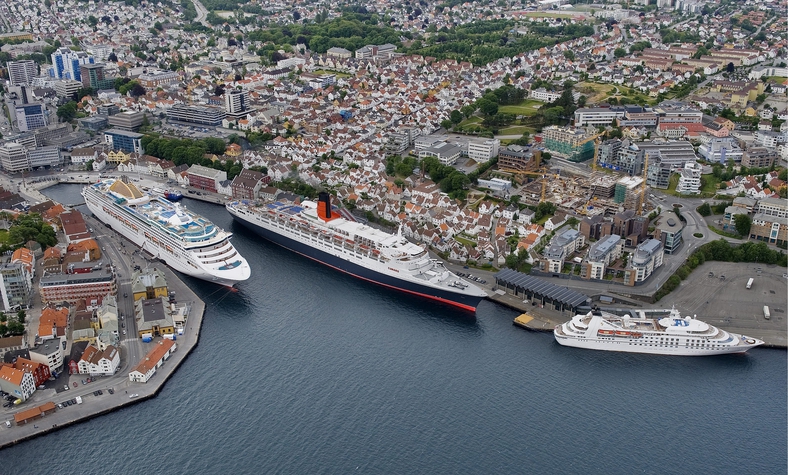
[187,164,227,193]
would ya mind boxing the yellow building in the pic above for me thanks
[107,150,132,164]
[131,269,168,301]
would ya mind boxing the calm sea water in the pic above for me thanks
[5,185,785,474]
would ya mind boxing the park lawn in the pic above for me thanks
[459,116,483,126]
[0,230,8,245]
[700,174,720,194]
[454,235,476,247]
[499,125,535,135]
[499,99,543,116]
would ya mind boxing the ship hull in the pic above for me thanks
[230,212,484,311]
[554,331,760,356]
[84,193,247,286]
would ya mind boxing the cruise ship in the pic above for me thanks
[83,177,250,286]
[226,192,488,311]
[554,307,763,356]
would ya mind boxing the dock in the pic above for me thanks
[0,265,206,449]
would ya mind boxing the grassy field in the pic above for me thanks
[499,99,543,116]
[0,230,8,245]
[312,69,351,78]
[498,125,535,135]
[523,11,578,18]
[454,236,476,247]
[576,82,652,105]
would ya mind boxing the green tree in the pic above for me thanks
[450,109,463,124]
[697,202,711,216]
[614,47,626,58]
[56,101,78,121]
[734,214,752,237]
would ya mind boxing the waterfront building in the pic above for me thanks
[623,239,664,286]
[581,234,622,280]
[27,146,63,169]
[39,268,117,306]
[230,168,267,200]
[104,128,143,154]
[0,142,29,172]
[8,357,51,387]
[135,298,175,339]
[187,164,227,193]
[128,339,176,383]
[0,366,35,401]
[77,344,120,376]
[131,269,168,301]
[29,339,65,373]
[544,229,584,273]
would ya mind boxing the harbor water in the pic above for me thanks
[4,185,786,474]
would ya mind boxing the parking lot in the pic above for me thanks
[667,261,787,346]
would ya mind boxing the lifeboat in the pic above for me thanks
[598,329,614,336]
[631,332,643,338]
[615,331,630,337]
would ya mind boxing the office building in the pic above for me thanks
[224,89,250,120]
[0,142,29,172]
[104,128,143,154]
[26,146,62,169]
[79,63,115,90]
[467,139,500,162]
[166,104,225,127]
[6,60,37,85]
[107,110,144,131]
[53,79,82,99]
[653,210,684,254]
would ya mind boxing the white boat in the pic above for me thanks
[129,393,139,399]
[227,193,487,311]
[554,307,763,356]
[83,176,250,286]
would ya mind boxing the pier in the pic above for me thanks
[0,265,206,449]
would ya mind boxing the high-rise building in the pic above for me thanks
[107,110,144,131]
[79,63,115,90]
[0,142,29,172]
[49,47,94,81]
[225,89,250,120]
[0,263,33,312]
[6,60,37,85]
[541,126,597,162]
[14,103,48,132]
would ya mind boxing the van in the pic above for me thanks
[764,306,770,320]
[4,421,10,428]
[746,278,754,289]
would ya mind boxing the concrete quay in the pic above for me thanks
[0,265,206,449]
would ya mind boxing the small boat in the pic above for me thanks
[129,393,139,399]
[165,190,183,202]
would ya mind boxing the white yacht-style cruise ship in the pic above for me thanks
[226,192,487,311]
[83,177,250,286]
[554,307,763,356]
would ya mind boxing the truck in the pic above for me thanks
[763,306,770,320]
[746,278,754,289]
[75,396,83,405]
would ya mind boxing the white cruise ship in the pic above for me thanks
[226,192,487,311]
[554,307,763,356]
[83,177,250,286]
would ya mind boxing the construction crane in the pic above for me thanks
[638,153,649,213]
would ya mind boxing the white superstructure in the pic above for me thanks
[83,177,250,286]
[226,194,487,311]
[554,307,763,356]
